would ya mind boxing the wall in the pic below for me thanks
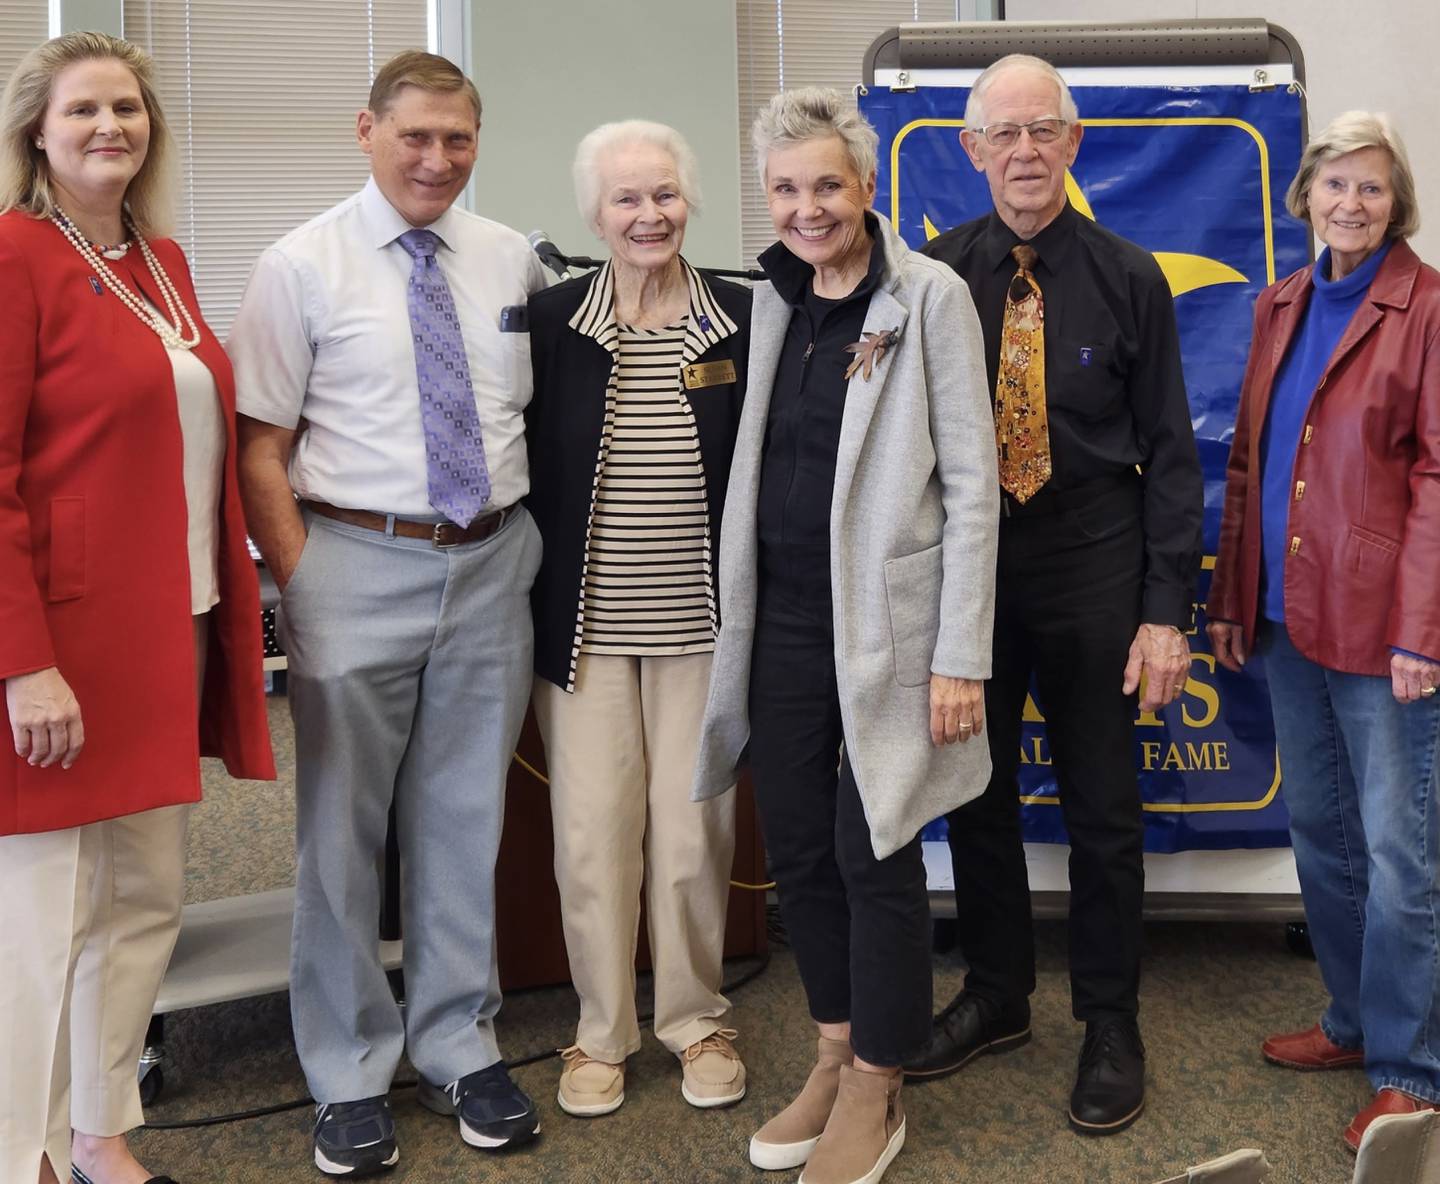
[61,0,120,35]
[1005,0,1440,261]
[469,1,743,270]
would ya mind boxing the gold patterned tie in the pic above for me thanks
[994,243,1051,503]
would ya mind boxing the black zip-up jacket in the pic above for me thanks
[755,227,885,568]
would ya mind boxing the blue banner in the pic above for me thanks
[862,84,1310,851]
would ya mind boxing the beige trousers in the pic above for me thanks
[533,651,737,1062]
[0,804,190,1179]
[0,617,203,1180]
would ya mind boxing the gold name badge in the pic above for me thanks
[682,359,737,390]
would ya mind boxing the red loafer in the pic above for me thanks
[1344,1088,1440,1152]
[1261,1024,1364,1071]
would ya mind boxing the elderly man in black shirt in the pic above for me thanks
[907,53,1203,1135]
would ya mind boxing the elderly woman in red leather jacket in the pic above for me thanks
[1208,110,1440,1155]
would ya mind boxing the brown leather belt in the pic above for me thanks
[301,500,510,548]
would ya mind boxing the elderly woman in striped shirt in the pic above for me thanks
[524,120,752,1119]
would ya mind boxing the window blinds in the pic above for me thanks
[736,1,957,267]
[0,2,49,86]
[123,0,428,335]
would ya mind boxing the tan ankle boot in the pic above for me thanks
[798,1065,905,1184]
[749,1036,853,1170]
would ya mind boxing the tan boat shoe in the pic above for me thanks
[749,1035,853,1170]
[556,1045,625,1117]
[680,1027,747,1108]
[798,1065,905,1184]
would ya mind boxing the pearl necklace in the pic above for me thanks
[50,207,201,350]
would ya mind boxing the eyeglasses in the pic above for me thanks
[971,118,1069,148]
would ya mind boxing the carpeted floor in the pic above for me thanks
[132,698,1365,1183]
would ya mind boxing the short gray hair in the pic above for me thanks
[1285,110,1419,240]
[572,119,702,232]
[965,53,1078,128]
[751,87,878,187]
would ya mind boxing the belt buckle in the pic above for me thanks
[432,522,462,549]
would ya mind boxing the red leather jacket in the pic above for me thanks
[1210,240,1440,676]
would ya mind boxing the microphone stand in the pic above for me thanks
[563,254,767,283]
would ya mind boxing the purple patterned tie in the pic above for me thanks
[398,228,491,526]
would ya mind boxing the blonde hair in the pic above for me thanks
[1286,110,1419,240]
[368,50,481,125]
[0,31,174,237]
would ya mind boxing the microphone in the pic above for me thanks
[527,230,571,281]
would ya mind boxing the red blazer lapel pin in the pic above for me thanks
[843,328,901,381]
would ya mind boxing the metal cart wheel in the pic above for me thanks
[137,1014,166,1106]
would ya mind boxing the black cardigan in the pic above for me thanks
[524,268,752,690]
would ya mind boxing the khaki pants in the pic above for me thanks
[0,804,189,1180]
[533,651,736,1062]
[0,616,203,1179]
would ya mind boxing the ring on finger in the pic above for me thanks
[1424,686,1437,697]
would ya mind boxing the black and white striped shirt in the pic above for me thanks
[579,320,717,655]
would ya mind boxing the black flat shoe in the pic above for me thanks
[1068,1017,1146,1135]
[903,990,1032,1082]
[72,1168,178,1184]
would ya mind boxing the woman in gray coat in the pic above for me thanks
[691,89,997,1184]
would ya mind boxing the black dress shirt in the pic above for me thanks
[756,222,885,576]
[924,204,1203,628]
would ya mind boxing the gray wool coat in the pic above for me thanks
[691,216,1000,859]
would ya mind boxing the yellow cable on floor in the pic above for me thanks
[510,751,775,891]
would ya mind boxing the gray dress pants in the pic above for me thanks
[278,506,541,1102]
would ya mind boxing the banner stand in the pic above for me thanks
[861,20,1310,914]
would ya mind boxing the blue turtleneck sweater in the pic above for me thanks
[1259,242,1391,623]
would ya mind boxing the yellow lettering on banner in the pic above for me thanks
[1139,740,1231,772]
[1137,655,1222,728]
[1022,693,1045,723]
[1181,654,1221,729]
[1016,736,1052,766]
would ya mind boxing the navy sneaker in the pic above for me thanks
[312,1096,399,1176]
[417,1061,540,1149]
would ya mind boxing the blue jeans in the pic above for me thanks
[1260,621,1440,1101]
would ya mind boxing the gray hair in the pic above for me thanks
[0,31,174,237]
[573,119,702,233]
[751,87,878,186]
[965,53,1078,128]
[1285,110,1419,240]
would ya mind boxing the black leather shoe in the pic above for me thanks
[1068,1018,1146,1135]
[903,990,1032,1082]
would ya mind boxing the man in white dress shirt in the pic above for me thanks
[230,50,547,1177]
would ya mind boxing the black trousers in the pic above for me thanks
[748,545,932,1066]
[946,481,1147,1021]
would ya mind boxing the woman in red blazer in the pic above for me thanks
[0,33,273,1184]
[1208,112,1440,1153]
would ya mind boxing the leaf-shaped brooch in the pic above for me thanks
[843,328,901,381]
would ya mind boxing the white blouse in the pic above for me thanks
[167,346,225,614]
